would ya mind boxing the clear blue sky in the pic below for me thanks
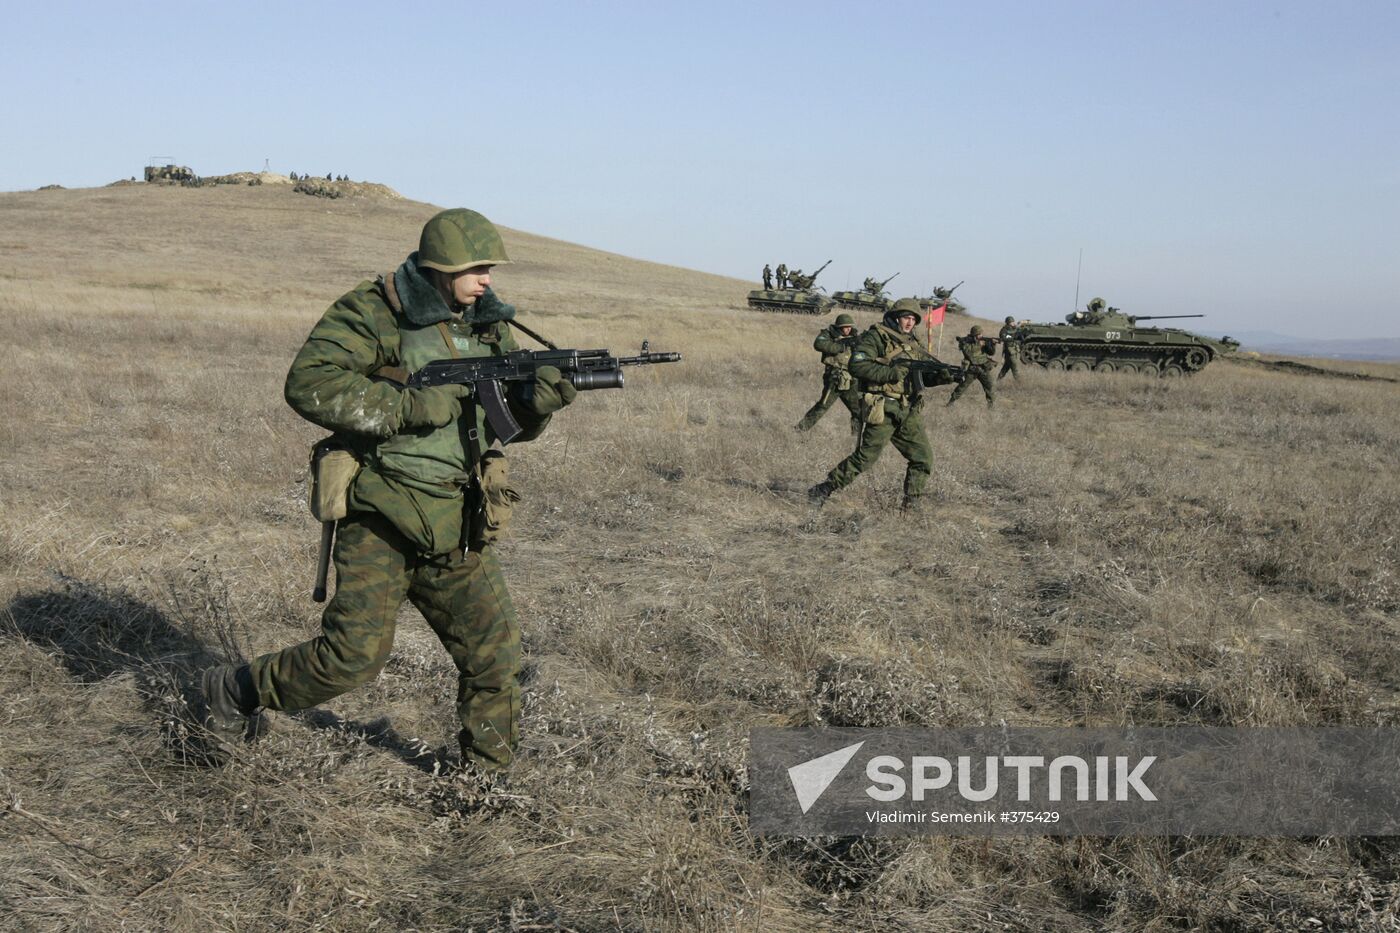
[4,0,1397,338]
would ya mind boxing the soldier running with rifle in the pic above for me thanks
[808,299,963,511]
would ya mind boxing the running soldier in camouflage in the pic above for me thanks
[193,209,572,770]
[948,325,997,406]
[808,299,949,511]
[795,313,862,434]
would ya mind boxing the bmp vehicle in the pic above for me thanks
[1012,299,1239,376]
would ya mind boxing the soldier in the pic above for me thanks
[193,209,575,774]
[1078,297,1107,323]
[808,299,943,511]
[947,325,997,406]
[862,276,880,294]
[762,263,772,290]
[997,315,1021,381]
[776,263,788,289]
[795,313,861,434]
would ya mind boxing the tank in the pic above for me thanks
[916,284,967,317]
[747,259,836,314]
[832,272,899,312]
[1012,302,1240,376]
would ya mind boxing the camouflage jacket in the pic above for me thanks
[958,335,996,368]
[849,323,942,400]
[813,325,856,371]
[285,259,548,555]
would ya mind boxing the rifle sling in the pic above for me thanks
[506,317,558,350]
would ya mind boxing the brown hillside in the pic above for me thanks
[2,184,1399,930]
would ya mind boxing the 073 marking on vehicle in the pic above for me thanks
[1105,331,1122,341]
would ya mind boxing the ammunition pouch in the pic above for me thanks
[861,393,887,425]
[468,450,521,547]
[820,349,852,369]
[825,365,854,393]
[308,437,361,522]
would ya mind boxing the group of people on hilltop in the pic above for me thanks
[800,303,1024,510]
[289,172,352,182]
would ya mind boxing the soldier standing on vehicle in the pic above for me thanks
[947,325,997,406]
[808,299,943,511]
[776,263,788,289]
[762,264,772,290]
[795,313,861,434]
[193,209,576,777]
[997,316,1021,381]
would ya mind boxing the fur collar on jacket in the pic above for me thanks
[390,252,516,327]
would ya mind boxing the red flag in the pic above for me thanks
[925,302,947,327]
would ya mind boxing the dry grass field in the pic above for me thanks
[3,183,1400,931]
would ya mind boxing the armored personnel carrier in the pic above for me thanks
[747,259,836,314]
[1013,299,1239,376]
[832,272,899,313]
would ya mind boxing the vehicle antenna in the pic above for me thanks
[1073,247,1083,312]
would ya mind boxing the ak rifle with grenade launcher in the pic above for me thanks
[312,336,682,602]
[407,341,682,444]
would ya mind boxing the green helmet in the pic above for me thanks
[970,325,983,336]
[1088,297,1106,313]
[834,313,855,327]
[417,208,511,273]
[1004,316,1015,324]
[890,298,922,318]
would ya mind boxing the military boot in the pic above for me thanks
[807,481,835,505]
[900,494,925,513]
[191,663,257,762]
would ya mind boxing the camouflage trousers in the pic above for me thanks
[248,511,520,769]
[796,373,862,434]
[825,397,932,498]
[949,365,995,405]
[998,350,1020,381]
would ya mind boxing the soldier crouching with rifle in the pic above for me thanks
[808,299,963,512]
[191,209,677,777]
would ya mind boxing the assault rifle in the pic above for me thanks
[892,357,968,391]
[407,343,682,443]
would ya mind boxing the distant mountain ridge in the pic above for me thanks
[1232,330,1400,362]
